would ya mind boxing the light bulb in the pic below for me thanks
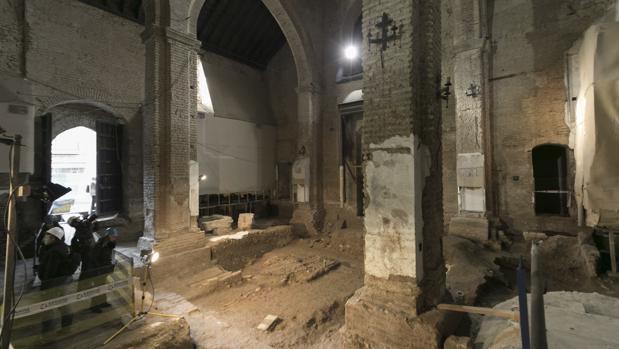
[344,45,359,61]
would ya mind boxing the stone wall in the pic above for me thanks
[443,0,616,234]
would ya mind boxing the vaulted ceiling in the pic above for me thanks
[79,0,287,70]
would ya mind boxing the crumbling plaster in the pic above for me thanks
[364,135,430,281]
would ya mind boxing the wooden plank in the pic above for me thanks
[437,304,519,321]
[610,231,617,274]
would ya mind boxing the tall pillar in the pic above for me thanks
[344,1,448,348]
[290,83,325,235]
[448,0,494,241]
[141,0,202,249]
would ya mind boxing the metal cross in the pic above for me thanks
[368,12,400,68]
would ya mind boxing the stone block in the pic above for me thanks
[580,244,600,277]
[200,215,233,235]
[237,213,255,230]
[448,216,489,241]
[444,335,472,349]
[257,314,281,331]
[523,231,549,241]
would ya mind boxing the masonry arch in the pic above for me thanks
[41,101,124,216]
[185,0,316,88]
[185,0,323,210]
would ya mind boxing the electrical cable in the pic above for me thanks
[145,265,155,314]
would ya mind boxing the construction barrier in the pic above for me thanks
[7,251,134,349]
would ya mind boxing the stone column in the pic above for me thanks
[290,83,325,235]
[141,0,202,251]
[448,0,493,241]
[345,1,449,348]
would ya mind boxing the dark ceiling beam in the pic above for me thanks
[79,0,287,69]
[245,7,274,52]
[226,0,261,59]
[201,44,266,70]
[79,0,141,23]
[123,0,135,19]
[203,0,231,48]
[197,0,220,39]
[248,12,285,64]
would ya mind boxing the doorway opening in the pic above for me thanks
[341,111,364,217]
[51,126,97,215]
[532,144,570,216]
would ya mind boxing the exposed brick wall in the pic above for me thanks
[443,0,616,234]
[142,0,201,238]
[419,0,445,308]
[441,0,458,233]
[0,0,146,242]
[0,0,24,77]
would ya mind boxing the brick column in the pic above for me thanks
[141,1,201,248]
[447,0,493,241]
[344,1,449,348]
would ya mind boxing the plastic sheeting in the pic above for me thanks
[574,23,619,226]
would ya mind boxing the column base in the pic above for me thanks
[344,276,458,348]
[290,204,324,236]
[448,215,489,242]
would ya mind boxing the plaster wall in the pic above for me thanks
[265,45,299,165]
[201,52,275,125]
[197,116,276,194]
[196,50,299,195]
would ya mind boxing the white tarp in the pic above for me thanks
[574,22,619,226]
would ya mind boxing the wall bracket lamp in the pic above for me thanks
[438,77,452,108]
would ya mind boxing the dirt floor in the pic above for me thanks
[446,233,619,341]
[153,228,364,349]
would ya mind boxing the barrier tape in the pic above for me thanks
[13,278,131,319]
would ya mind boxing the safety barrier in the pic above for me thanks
[7,251,134,349]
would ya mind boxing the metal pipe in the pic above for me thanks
[530,241,548,349]
[517,257,530,349]
[339,165,345,208]
[1,136,20,349]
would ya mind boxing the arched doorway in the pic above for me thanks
[50,126,97,215]
[41,102,124,217]
[532,144,570,216]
